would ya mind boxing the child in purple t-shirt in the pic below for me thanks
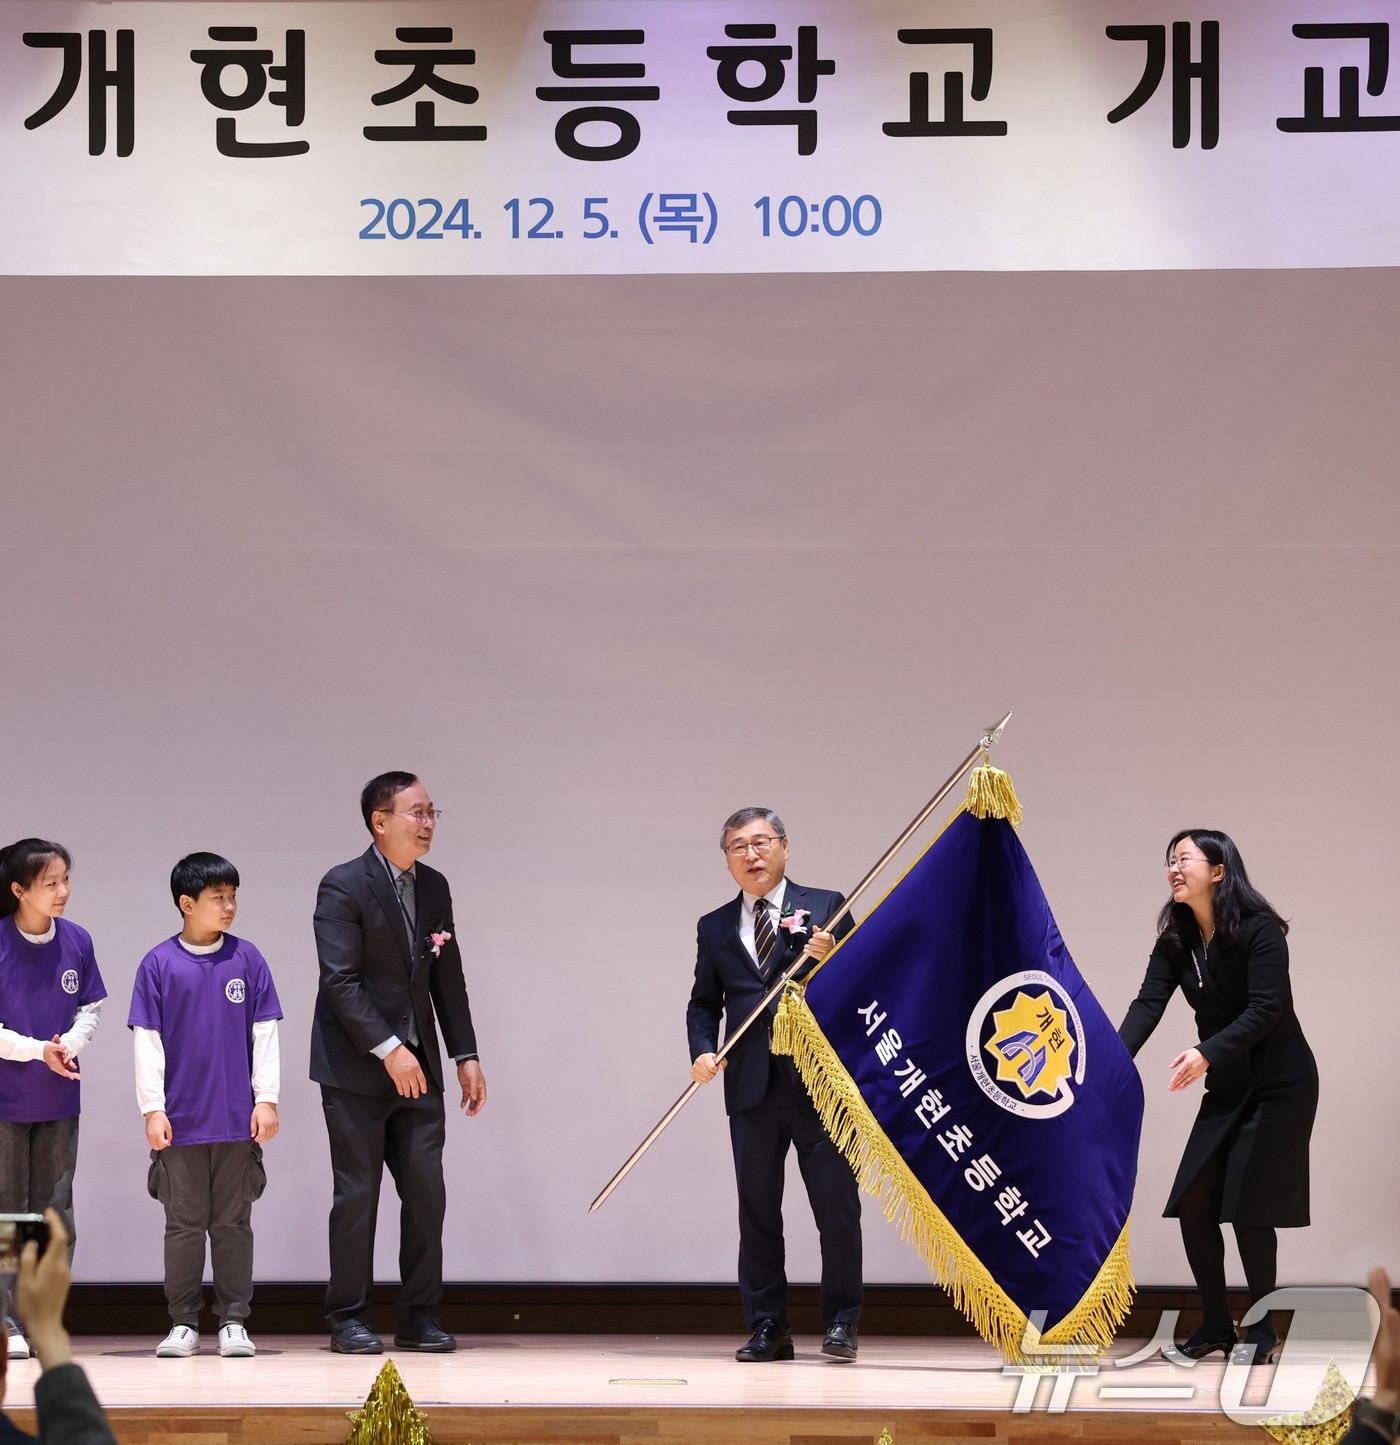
[128,852,282,1360]
[0,838,106,1363]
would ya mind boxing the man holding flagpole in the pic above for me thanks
[686,807,862,1363]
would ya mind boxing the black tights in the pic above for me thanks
[1178,1154,1277,1338]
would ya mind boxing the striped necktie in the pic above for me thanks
[753,898,777,976]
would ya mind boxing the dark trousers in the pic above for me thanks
[0,1117,80,1327]
[320,1078,447,1330]
[0,1117,79,1243]
[728,1062,863,1330]
[148,1142,265,1326]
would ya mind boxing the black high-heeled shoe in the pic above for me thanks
[1172,1325,1238,1360]
[1230,1328,1280,1365]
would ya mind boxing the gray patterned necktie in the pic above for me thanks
[393,870,420,1045]
[394,869,416,944]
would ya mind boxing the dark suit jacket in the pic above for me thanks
[1,1362,118,1445]
[1120,915,1312,1104]
[686,881,850,1115]
[310,847,477,1095]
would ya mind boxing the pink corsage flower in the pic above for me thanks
[429,930,453,957]
[779,909,810,935]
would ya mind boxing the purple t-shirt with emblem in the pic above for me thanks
[127,933,282,1146]
[0,916,107,1123]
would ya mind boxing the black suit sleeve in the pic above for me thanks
[426,877,477,1061]
[1339,1414,1396,1445]
[1118,948,1179,1058]
[686,919,723,1061]
[312,868,394,1057]
[33,1363,118,1445]
[1196,919,1288,1070]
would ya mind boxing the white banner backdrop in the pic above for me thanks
[3,0,1400,274]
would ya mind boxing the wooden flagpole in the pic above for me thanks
[588,711,1013,1214]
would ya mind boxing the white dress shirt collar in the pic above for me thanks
[373,845,415,883]
[738,877,788,965]
[742,877,788,915]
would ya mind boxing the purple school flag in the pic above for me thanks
[773,769,1143,1361]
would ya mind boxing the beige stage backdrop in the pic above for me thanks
[2,268,1398,1290]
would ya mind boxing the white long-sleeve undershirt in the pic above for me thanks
[133,1019,280,1115]
[0,999,103,1062]
[251,1020,280,1103]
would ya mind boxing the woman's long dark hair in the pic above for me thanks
[0,838,73,920]
[1156,828,1287,956]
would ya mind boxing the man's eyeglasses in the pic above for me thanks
[393,809,443,825]
[724,835,784,858]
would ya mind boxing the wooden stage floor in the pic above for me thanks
[3,1332,1359,1444]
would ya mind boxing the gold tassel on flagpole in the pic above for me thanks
[964,761,1023,826]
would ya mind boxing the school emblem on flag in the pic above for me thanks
[971,976,1084,1116]
[772,765,1144,1360]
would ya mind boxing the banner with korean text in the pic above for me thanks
[773,769,1145,1359]
[2,0,1398,275]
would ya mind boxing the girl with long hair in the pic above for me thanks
[0,839,107,1360]
[1119,829,1318,1364]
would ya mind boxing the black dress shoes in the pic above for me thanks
[393,1321,457,1353]
[330,1322,383,1355]
[821,1322,859,1361]
[1231,1327,1279,1366]
[1172,1325,1237,1361]
[735,1319,794,1362]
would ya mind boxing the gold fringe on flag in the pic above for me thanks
[344,1360,434,1445]
[773,985,1134,1364]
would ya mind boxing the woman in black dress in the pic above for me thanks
[1119,829,1317,1363]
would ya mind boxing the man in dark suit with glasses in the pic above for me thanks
[687,807,863,1363]
[311,771,486,1356]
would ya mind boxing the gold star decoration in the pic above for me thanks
[1260,1360,1356,1445]
[877,1430,895,1445]
[344,1358,434,1445]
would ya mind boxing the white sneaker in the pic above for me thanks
[155,1325,200,1357]
[5,1319,29,1360]
[218,1322,255,1358]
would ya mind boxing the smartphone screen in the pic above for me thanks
[0,1213,50,1272]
